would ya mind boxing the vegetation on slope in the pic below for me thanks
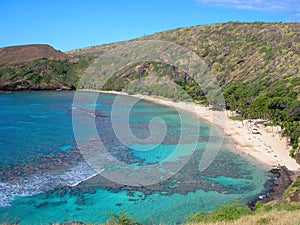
[0,56,92,91]
[186,209,300,225]
[185,202,300,224]
[185,200,252,223]
[101,62,205,102]
[185,177,300,224]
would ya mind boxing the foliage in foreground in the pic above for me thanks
[1,201,300,225]
[185,208,300,225]
[185,201,252,223]
[185,199,300,224]
[105,212,141,225]
[284,177,300,196]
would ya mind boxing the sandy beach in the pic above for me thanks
[82,89,300,172]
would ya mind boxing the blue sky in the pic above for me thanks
[0,0,299,52]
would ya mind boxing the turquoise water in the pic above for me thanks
[0,91,274,224]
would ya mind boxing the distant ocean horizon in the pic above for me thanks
[0,91,274,224]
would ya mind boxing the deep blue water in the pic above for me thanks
[0,91,274,224]
[0,92,75,165]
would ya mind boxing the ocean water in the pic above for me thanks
[0,91,274,224]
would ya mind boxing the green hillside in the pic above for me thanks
[0,57,92,91]
[0,44,92,91]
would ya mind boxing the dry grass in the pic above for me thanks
[186,209,300,225]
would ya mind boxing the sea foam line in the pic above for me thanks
[0,161,97,207]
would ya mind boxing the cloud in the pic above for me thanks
[196,0,300,20]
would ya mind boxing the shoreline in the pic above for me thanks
[80,89,300,172]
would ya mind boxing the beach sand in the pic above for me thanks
[82,90,300,172]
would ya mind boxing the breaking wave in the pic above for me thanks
[0,162,97,207]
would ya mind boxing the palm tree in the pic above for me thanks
[282,120,292,149]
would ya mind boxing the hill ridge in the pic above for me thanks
[0,44,68,66]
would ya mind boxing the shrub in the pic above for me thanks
[255,201,264,209]
[106,212,141,225]
[185,200,252,223]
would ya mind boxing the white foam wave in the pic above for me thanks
[0,162,97,207]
